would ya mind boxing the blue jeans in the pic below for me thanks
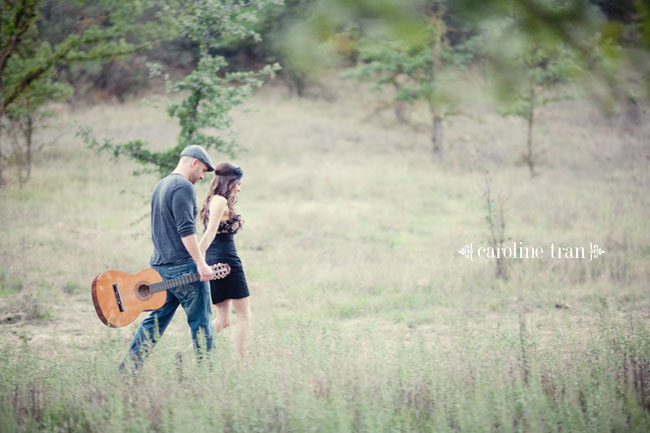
[122,258,214,370]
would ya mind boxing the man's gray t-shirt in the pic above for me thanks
[149,173,197,266]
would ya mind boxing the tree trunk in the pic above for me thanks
[496,256,508,280]
[432,115,443,155]
[391,79,408,124]
[25,115,32,184]
[0,113,4,189]
[394,102,407,124]
[526,86,536,177]
[0,75,4,188]
[430,11,444,157]
[496,199,508,280]
[19,110,34,186]
[285,70,306,97]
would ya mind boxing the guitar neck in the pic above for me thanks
[149,272,199,294]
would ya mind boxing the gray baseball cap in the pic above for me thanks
[180,145,215,172]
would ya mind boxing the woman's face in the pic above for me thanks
[230,179,242,196]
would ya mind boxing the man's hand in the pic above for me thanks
[181,234,216,281]
[197,261,215,282]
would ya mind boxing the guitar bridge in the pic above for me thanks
[112,283,124,312]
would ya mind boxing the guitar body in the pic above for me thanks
[91,268,165,328]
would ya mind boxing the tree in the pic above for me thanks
[499,42,580,177]
[343,1,477,156]
[4,69,71,186]
[342,38,416,125]
[81,0,282,176]
[0,0,161,187]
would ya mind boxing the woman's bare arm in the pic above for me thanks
[199,196,228,256]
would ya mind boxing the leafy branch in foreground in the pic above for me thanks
[80,0,282,177]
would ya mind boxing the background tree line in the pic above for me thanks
[26,0,650,102]
[2,0,649,187]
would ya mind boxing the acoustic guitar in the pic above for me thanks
[91,263,230,328]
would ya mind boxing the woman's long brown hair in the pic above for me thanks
[200,162,243,227]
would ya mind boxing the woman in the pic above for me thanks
[199,162,250,358]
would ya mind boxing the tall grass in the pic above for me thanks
[1,312,648,432]
[0,75,649,431]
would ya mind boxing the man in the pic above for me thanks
[120,145,217,371]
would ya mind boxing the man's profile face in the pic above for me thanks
[189,160,209,184]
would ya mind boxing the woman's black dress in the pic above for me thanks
[205,214,249,304]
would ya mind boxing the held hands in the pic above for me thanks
[197,261,216,282]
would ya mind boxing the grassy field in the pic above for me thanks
[0,73,649,432]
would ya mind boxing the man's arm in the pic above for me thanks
[171,181,214,281]
[181,234,215,282]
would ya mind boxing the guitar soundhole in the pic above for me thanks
[135,282,152,301]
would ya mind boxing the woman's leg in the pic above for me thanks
[231,297,251,359]
[213,299,232,333]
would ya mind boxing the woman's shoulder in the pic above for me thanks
[209,195,228,209]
